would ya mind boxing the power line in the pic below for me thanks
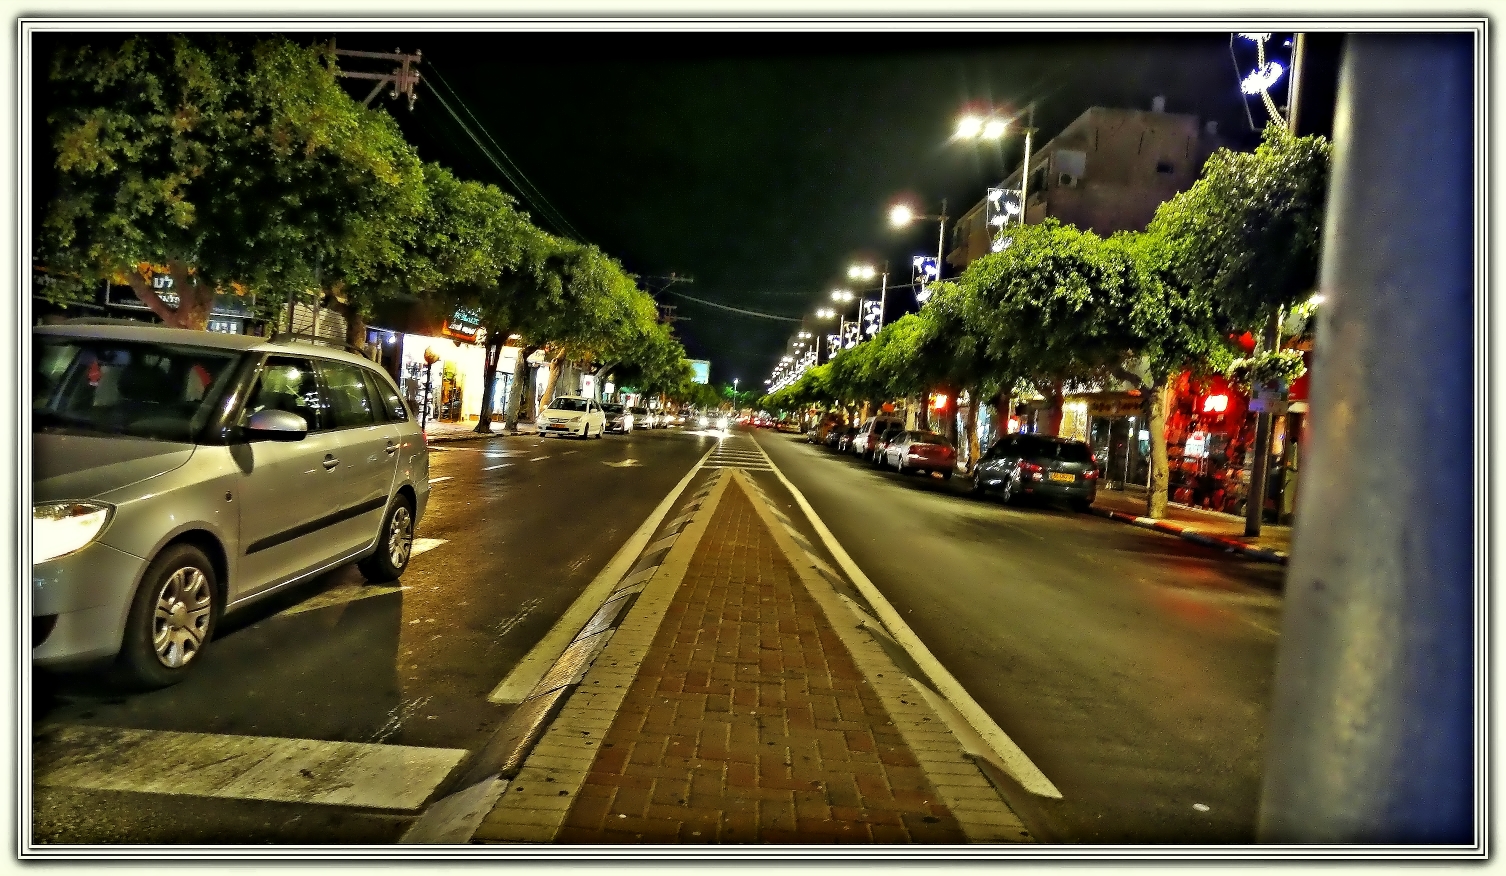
[420,68,584,241]
[425,64,584,241]
[662,290,801,322]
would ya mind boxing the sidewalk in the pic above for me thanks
[461,468,1032,846]
[1090,485,1291,564]
[422,418,537,443]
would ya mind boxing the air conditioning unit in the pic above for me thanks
[1058,172,1080,188]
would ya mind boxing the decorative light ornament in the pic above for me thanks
[1238,32,1272,42]
[1241,61,1285,94]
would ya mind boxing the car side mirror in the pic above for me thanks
[244,408,309,441]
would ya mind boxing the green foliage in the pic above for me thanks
[1227,348,1307,390]
[1148,125,1331,331]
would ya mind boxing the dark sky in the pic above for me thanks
[330,30,1276,387]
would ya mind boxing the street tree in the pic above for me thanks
[40,35,425,330]
[1148,125,1331,531]
[965,219,1141,436]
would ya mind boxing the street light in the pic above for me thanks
[954,104,1036,229]
[889,199,949,289]
[850,262,889,331]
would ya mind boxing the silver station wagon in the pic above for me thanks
[31,323,430,687]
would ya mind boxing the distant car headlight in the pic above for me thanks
[33,502,113,563]
[716,417,729,431]
[698,416,710,428]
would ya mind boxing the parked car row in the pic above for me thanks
[543,399,688,436]
[806,414,1100,510]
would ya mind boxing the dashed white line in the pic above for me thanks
[429,476,453,484]
[530,456,549,462]
[483,463,511,471]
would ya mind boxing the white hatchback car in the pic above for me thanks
[540,396,607,438]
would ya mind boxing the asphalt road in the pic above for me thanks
[752,429,1287,843]
[31,426,713,844]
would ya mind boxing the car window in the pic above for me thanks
[318,360,378,429]
[602,404,624,414]
[911,432,949,445]
[1015,435,1092,462]
[34,338,242,443]
[549,397,589,413]
[361,368,409,423]
[241,357,325,432]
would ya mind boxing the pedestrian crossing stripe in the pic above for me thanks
[33,725,467,812]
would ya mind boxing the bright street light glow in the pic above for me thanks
[848,264,876,280]
[831,289,854,301]
[954,115,984,139]
[1241,61,1285,94]
[889,204,914,227]
[981,119,1008,139]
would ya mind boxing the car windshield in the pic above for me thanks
[1016,436,1093,462]
[630,407,649,415]
[909,432,949,446]
[548,397,590,413]
[34,337,242,443]
[601,403,624,414]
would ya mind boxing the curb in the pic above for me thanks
[424,426,538,444]
[1089,507,1289,565]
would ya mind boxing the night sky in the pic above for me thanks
[329,30,1273,388]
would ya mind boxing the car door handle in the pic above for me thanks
[323,455,340,470]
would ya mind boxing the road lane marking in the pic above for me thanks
[34,725,466,812]
[412,537,447,557]
[530,456,549,462]
[563,450,578,456]
[604,459,640,467]
[751,434,1063,799]
[487,445,716,704]
[429,476,453,484]
[483,463,511,471]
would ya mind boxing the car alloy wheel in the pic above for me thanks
[359,494,415,583]
[153,566,212,669]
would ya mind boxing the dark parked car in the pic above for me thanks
[882,431,957,479]
[835,426,859,453]
[971,433,1099,510]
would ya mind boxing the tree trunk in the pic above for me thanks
[344,305,366,353]
[504,344,537,433]
[1146,378,1172,519]
[475,336,505,434]
[539,353,566,407]
[1245,307,1285,537]
[1040,379,1065,436]
[127,262,213,329]
[963,384,982,473]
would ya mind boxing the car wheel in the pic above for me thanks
[970,471,986,494]
[895,458,906,475]
[118,543,218,689]
[999,476,1016,505]
[359,494,414,583]
[940,470,953,481]
[1070,498,1092,513]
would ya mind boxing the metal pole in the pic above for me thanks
[878,269,888,330]
[1257,33,1475,844]
[1244,308,1281,536]
[1018,104,1035,227]
[936,198,948,280]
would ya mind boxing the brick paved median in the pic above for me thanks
[555,484,967,844]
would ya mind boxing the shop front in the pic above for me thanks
[1081,391,1148,487]
[1161,372,1254,515]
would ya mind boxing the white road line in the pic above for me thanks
[562,450,578,456]
[429,476,453,484]
[34,725,466,812]
[530,456,549,462]
[751,434,1063,799]
[482,463,511,471]
[488,445,716,704]
[276,582,402,617]
[411,537,447,557]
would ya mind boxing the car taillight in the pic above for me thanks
[1084,469,1098,479]
[1019,461,1041,473]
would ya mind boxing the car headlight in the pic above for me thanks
[33,502,113,564]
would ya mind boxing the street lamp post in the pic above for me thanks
[849,263,889,331]
[889,200,949,288]
[955,103,1037,228]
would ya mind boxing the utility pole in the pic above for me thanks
[878,261,889,331]
[1018,103,1036,227]
[332,43,423,110]
[1258,33,1474,843]
[936,198,948,281]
